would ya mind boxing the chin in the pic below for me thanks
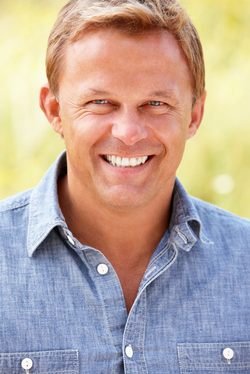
[98,185,150,209]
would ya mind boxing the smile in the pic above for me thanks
[103,155,149,167]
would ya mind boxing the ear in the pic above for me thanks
[39,83,63,136]
[187,90,206,139]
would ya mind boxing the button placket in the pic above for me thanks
[123,290,148,371]
[85,249,128,355]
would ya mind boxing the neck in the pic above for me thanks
[58,175,172,257]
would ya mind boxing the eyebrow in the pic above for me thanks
[147,90,180,103]
[86,88,112,96]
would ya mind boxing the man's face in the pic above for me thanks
[50,28,204,209]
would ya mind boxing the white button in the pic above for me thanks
[97,264,109,275]
[67,235,75,245]
[125,345,133,358]
[223,347,234,360]
[21,358,33,370]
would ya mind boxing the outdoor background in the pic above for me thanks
[0,0,250,218]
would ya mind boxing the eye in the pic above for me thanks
[149,101,164,106]
[92,99,108,104]
[84,99,115,114]
[140,100,170,115]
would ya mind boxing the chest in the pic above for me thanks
[1,236,250,373]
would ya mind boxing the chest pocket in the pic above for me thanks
[0,349,78,374]
[178,342,250,373]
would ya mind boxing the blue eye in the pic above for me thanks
[149,101,163,106]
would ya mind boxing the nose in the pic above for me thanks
[111,108,148,146]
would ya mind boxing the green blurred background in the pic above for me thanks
[0,0,250,218]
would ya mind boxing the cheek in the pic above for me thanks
[61,114,113,167]
[156,118,189,150]
[61,112,101,145]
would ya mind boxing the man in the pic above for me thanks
[0,0,250,373]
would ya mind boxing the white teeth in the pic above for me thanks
[116,156,122,167]
[104,155,149,167]
[122,158,130,167]
[130,158,137,167]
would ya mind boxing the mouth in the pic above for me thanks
[103,155,150,167]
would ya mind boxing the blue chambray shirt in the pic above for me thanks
[1,151,250,374]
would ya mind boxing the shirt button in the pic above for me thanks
[223,347,234,360]
[21,358,33,370]
[97,264,109,275]
[125,345,133,358]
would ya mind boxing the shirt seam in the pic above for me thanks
[0,201,30,213]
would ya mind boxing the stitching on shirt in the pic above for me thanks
[149,242,171,267]
[0,200,30,213]
[29,371,78,374]
[178,342,250,348]
[174,185,190,226]
[145,266,157,278]
[148,242,176,275]
[28,371,78,374]
[177,345,184,374]
[180,363,250,367]
[139,290,149,374]
[75,349,79,374]
[0,351,78,358]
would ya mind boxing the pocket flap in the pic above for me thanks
[178,342,250,372]
[0,349,78,373]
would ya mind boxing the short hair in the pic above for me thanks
[46,0,205,107]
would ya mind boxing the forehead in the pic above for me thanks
[60,28,192,99]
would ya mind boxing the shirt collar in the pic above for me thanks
[169,178,213,252]
[27,151,212,257]
[27,151,67,257]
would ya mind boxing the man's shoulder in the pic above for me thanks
[0,189,33,216]
[0,190,34,251]
[190,195,250,232]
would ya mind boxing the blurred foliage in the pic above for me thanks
[0,0,250,218]
[178,0,250,218]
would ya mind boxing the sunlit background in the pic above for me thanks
[1,0,250,218]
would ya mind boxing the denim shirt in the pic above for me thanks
[1,151,250,374]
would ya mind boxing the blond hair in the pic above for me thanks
[46,0,205,106]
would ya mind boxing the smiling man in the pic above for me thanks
[1,0,250,373]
